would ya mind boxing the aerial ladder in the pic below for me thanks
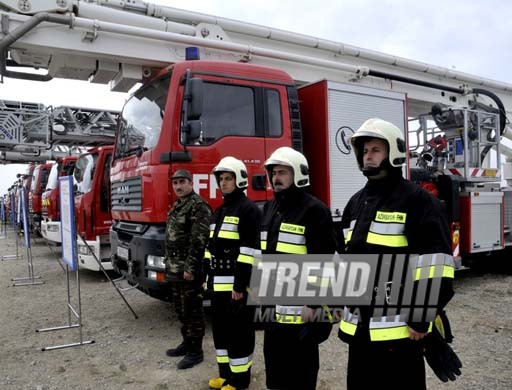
[0,99,119,162]
[1,1,511,155]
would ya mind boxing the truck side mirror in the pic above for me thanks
[188,120,202,141]
[187,78,203,120]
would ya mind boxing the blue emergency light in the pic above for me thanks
[186,47,200,61]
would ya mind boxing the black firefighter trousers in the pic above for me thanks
[346,338,426,390]
[264,322,320,390]
[211,291,255,389]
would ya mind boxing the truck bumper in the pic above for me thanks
[110,222,170,301]
[41,220,61,243]
[77,235,113,271]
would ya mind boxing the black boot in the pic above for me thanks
[166,340,188,357]
[177,338,203,369]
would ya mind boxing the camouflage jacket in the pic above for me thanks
[165,191,211,276]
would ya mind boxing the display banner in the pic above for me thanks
[10,192,16,229]
[21,187,30,248]
[59,176,77,271]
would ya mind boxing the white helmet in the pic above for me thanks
[264,146,309,188]
[350,118,407,169]
[212,156,248,189]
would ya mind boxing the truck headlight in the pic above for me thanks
[78,245,91,255]
[147,255,166,269]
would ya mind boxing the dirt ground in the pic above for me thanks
[0,228,511,390]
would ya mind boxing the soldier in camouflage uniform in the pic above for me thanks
[165,169,212,369]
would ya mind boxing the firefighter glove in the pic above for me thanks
[423,331,462,382]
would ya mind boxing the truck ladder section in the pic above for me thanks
[0,99,118,162]
[413,107,502,182]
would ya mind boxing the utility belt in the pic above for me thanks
[210,256,236,270]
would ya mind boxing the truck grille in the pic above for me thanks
[111,177,142,212]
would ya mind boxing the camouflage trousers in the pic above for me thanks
[170,276,205,340]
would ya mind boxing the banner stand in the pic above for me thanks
[78,234,138,319]
[36,263,95,351]
[36,176,94,351]
[11,247,44,286]
[0,200,7,239]
[2,192,23,261]
[1,233,23,260]
[12,188,44,286]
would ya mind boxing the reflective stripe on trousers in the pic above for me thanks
[230,354,253,373]
[216,348,229,363]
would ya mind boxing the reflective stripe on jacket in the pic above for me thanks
[261,188,336,326]
[206,189,261,294]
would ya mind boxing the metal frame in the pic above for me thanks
[36,261,94,351]
[1,192,23,260]
[11,187,43,286]
[78,234,138,319]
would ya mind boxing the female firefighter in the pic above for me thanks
[205,156,261,390]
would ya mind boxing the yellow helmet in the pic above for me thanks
[264,146,309,188]
[212,156,248,189]
[350,118,407,169]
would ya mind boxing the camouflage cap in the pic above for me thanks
[171,169,193,181]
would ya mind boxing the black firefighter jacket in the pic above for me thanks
[339,172,455,342]
[206,189,261,294]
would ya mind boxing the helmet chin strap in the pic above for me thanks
[362,159,391,178]
[362,166,383,177]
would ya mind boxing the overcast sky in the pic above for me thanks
[1,0,511,194]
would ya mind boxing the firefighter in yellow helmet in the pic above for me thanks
[261,147,336,390]
[205,157,261,390]
[338,118,455,389]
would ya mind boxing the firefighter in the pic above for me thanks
[338,118,455,389]
[261,147,336,390]
[164,169,211,369]
[206,157,261,390]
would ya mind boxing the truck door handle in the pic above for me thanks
[252,174,267,191]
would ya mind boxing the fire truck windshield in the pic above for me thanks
[115,74,171,159]
[31,168,40,192]
[74,154,97,194]
[46,163,58,190]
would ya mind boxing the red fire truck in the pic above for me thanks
[74,145,114,271]
[28,163,52,235]
[41,156,77,244]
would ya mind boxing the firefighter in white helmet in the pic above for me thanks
[205,156,261,390]
[338,118,456,389]
[261,147,336,390]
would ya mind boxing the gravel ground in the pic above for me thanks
[0,229,511,390]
